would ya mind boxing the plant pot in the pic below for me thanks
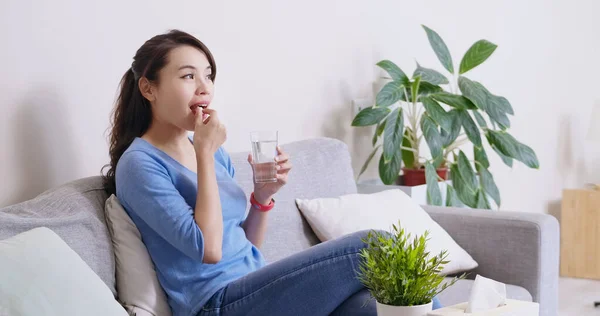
[376,300,433,316]
[401,167,448,187]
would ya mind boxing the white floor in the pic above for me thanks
[560,277,600,315]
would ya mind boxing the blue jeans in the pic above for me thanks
[198,230,443,315]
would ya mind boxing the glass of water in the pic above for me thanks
[250,130,279,183]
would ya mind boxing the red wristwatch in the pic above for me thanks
[250,192,275,212]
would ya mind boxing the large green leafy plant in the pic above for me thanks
[351,25,539,209]
[357,223,464,306]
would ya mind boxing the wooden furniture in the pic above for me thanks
[561,188,600,279]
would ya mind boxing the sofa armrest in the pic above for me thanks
[356,184,559,316]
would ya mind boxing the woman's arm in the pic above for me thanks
[192,108,227,264]
[241,146,292,248]
[241,194,272,248]
[116,151,216,263]
[194,152,224,264]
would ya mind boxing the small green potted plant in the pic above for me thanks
[357,222,464,316]
[351,25,539,209]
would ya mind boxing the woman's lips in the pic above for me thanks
[190,106,211,123]
[190,104,207,115]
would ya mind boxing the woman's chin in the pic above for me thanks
[185,123,196,132]
[183,119,195,131]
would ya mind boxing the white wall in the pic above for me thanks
[1,0,599,214]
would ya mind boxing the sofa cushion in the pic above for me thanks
[438,278,532,307]
[295,189,479,275]
[0,227,127,316]
[229,137,357,263]
[0,176,115,294]
[104,195,172,316]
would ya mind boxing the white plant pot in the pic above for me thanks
[376,300,433,316]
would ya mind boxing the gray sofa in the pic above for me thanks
[0,137,558,316]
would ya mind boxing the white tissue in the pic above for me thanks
[465,275,507,313]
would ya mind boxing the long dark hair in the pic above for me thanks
[101,29,217,195]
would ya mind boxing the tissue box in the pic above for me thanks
[427,299,539,316]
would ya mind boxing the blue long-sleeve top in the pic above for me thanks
[115,137,266,316]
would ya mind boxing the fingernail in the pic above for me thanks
[276,165,281,170]
[274,157,279,162]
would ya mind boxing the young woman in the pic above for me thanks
[102,29,442,316]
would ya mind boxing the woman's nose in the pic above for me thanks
[195,82,209,95]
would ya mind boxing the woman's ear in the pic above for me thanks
[138,77,156,102]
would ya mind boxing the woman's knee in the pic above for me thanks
[341,229,390,250]
[347,229,390,241]
[341,230,370,245]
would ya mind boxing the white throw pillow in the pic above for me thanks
[104,194,172,316]
[295,189,478,275]
[0,227,128,316]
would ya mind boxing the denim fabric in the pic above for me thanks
[198,230,442,316]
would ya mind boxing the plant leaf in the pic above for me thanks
[351,107,391,126]
[457,77,487,110]
[473,111,488,128]
[379,151,402,185]
[441,110,461,148]
[413,62,449,85]
[376,80,406,107]
[513,139,540,169]
[478,166,500,207]
[412,76,421,104]
[458,151,478,191]
[373,120,387,146]
[474,146,490,169]
[413,82,443,100]
[487,94,513,130]
[421,114,443,159]
[425,162,443,206]
[459,110,482,147]
[476,189,491,209]
[421,97,452,132]
[486,130,539,168]
[403,82,444,103]
[450,163,477,208]
[490,95,514,115]
[402,128,416,169]
[459,40,498,75]
[358,145,382,181]
[422,25,454,74]
[491,144,513,167]
[430,92,477,110]
[445,185,463,207]
[376,60,410,85]
[384,108,404,161]
[458,77,510,129]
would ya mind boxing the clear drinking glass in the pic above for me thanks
[250,130,279,183]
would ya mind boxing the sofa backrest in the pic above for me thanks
[0,137,357,295]
[0,176,114,294]
[228,137,357,263]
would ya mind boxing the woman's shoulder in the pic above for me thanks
[119,138,160,164]
[114,142,176,199]
[116,139,170,179]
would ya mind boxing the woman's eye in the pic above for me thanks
[206,74,213,81]
[182,74,195,79]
